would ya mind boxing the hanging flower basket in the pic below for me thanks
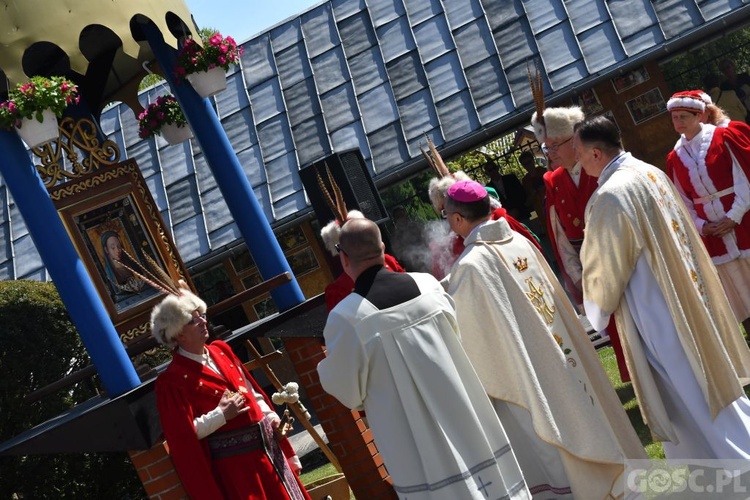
[16,109,60,148]
[175,32,242,96]
[138,95,190,143]
[0,75,78,148]
[185,66,227,98]
[160,122,193,145]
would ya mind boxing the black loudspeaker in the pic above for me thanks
[299,149,388,227]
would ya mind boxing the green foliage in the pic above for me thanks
[137,95,188,139]
[139,73,165,90]
[0,76,79,129]
[380,170,439,222]
[661,27,750,92]
[0,280,145,498]
[175,32,243,77]
[446,132,525,182]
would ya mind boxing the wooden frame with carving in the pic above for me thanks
[49,160,191,344]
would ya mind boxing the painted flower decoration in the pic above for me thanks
[175,32,243,77]
[0,75,79,129]
[137,95,188,139]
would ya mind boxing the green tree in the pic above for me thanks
[661,27,750,92]
[0,280,145,498]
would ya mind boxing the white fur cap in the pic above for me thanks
[320,210,364,256]
[530,106,585,142]
[427,171,470,211]
[150,290,207,348]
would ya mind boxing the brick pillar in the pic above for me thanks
[284,337,397,499]
[129,441,187,500]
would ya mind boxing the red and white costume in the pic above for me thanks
[156,340,311,500]
[667,123,750,322]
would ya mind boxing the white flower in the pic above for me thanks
[284,382,299,393]
[287,393,299,403]
[272,392,285,405]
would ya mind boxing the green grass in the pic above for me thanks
[299,345,665,497]
[300,462,338,486]
[597,345,665,459]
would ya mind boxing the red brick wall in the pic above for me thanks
[128,442,187,499]
[284,336,397,499]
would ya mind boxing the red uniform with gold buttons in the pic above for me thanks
[155,340,311,500]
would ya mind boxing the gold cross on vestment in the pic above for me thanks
[525,277,555,324]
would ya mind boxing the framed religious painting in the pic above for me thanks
[611,66,650,94]
[626,88,667,125]
[49,160,192,344]
[575,88,604,115]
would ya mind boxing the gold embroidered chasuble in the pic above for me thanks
[448,218,645,500]
[581,154,750,442]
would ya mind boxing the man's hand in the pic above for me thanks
[712,216,737,237]
[218,389,249,421]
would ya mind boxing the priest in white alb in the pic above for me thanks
[576,115,750,459]
[443,180,646,499]
[318,218,530,500]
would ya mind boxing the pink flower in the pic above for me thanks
[217,56,226,66]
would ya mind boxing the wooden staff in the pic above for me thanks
[244,340,342,473]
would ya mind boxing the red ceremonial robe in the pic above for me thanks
[543,166,598,304]
[667,125,750,262]
[155,340,311,500]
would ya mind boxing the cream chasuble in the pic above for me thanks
[582,153,750,452]
[319,272,530,500]
[447,219,646,500]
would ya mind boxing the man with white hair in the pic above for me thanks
[152,289,311,500]
[531,106,593,308]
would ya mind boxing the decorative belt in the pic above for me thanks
[207,422,263,459]
[693,187,734,204]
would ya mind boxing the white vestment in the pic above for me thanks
[447,219,646,500]
[582,152,750,459]
[318,272,530,500]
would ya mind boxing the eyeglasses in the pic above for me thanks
[441,209,464,219]
[541,137,572,155]
[190,313,207,325]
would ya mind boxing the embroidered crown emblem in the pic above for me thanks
[513,257,528,272]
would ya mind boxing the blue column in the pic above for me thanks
[0,130,139,396]
[143,23,305,311]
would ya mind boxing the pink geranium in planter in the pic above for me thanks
[0,75,79,129]
[137,95,188,139]
[175,32,243,78]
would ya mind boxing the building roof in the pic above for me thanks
[3,0,749,279]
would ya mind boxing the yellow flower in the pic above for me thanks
[553,334,563,347]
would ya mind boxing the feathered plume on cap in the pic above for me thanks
[113,248,206,348]
[528,61,546,142]
[527,61,584,142]
[420,136,450,179]
[316,163,365,256]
